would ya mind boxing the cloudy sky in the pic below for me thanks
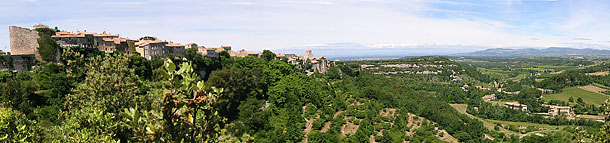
[2,0,610,57]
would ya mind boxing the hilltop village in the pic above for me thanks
[5,24,333,74]
[2,25,610,143]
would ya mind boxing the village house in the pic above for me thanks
[52,29,142,54]
[542,104,572,116]
[194,45,235,59]
[135,40,166,59]
[135,40,185,59]
[504,102,528,111]
[297,48,333,73]
[185,43,198,49]
[100,37,136,54]
[216,45,236,57]
[236,49,261,57]
[52,30,120,50]
[503,91,521,95]
[537,88,554,94]
[205,48,220,58]
[481,94,496,101]
[165,42,186,56]
[474,86,491,90]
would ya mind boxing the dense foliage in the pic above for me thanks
[2,47,610,142]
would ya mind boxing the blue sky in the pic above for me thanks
[2,0,610,57]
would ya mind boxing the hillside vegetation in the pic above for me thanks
[1,47,610,142]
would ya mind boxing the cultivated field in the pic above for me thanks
[542,87,609,106]
[579,85,607,95]
[586,71,609,76]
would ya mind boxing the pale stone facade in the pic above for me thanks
[9,26,42,61]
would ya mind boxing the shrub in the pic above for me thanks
[312,118,327,130]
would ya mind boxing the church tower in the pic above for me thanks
[305,47,313,60]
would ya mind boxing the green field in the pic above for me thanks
[485,119,564,130]
[477,67,530,81]
[508,73,530,81]
[537,65,578,71]
[542,87,610,106]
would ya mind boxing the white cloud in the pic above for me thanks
[276,1,333,5]
[2,0,610,54]
[232,2,253,5]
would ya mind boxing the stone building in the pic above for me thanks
[236,49,260,57]
[99,37,137,53]
[504,102,528,111]
[204,48,219,58]
[165,42,186,56]
[134,40,185,59]
[9,26,42,61]
[481,94,496,101]
[216,45,236,57]
[297,48,332,73]
[52,30,120,50]
[0,54,37,71]
[185,43,198,49]
[135,40,167,59]
[542,104,572,116]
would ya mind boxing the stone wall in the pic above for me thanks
[9,26,41,61]
[0,54,37,71]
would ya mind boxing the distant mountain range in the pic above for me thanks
[452,47,610,57]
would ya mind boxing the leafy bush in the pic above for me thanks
[36,29,60,62]
[312,118,327,130]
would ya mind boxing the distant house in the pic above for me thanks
[537,88,554,94]
[52,31,120,50]
[52,30,139,54]
[284,54,297,59]
[100,37,136,53]
[216,45,236,57]
[236,49,260,57]
[205,48,219,58]
[475,86,490,90]
[542,104,572,116]
[165,42,185,57]
[185,43,198,49]
[504,102,528,111]
[135,40,167,59]
[503,91,521,95]
[482,94,496,101]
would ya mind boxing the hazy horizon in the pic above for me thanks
[3,0,610,57]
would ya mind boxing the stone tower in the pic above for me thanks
[305,47,313,60]
[9,26,41,61]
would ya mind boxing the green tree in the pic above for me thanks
[36,29,60,62]
[262,50,276,62]
[156,59,226,142]
[0,75,35,116]
[63,53,141,142]
[206,66,264,120]
[32,63,74,123]
[598,99,610,142]
[0,107,39,142]
[139,36,157,40]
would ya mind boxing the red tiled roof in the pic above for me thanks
[135,40,166,46]
[165,42,185,47]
